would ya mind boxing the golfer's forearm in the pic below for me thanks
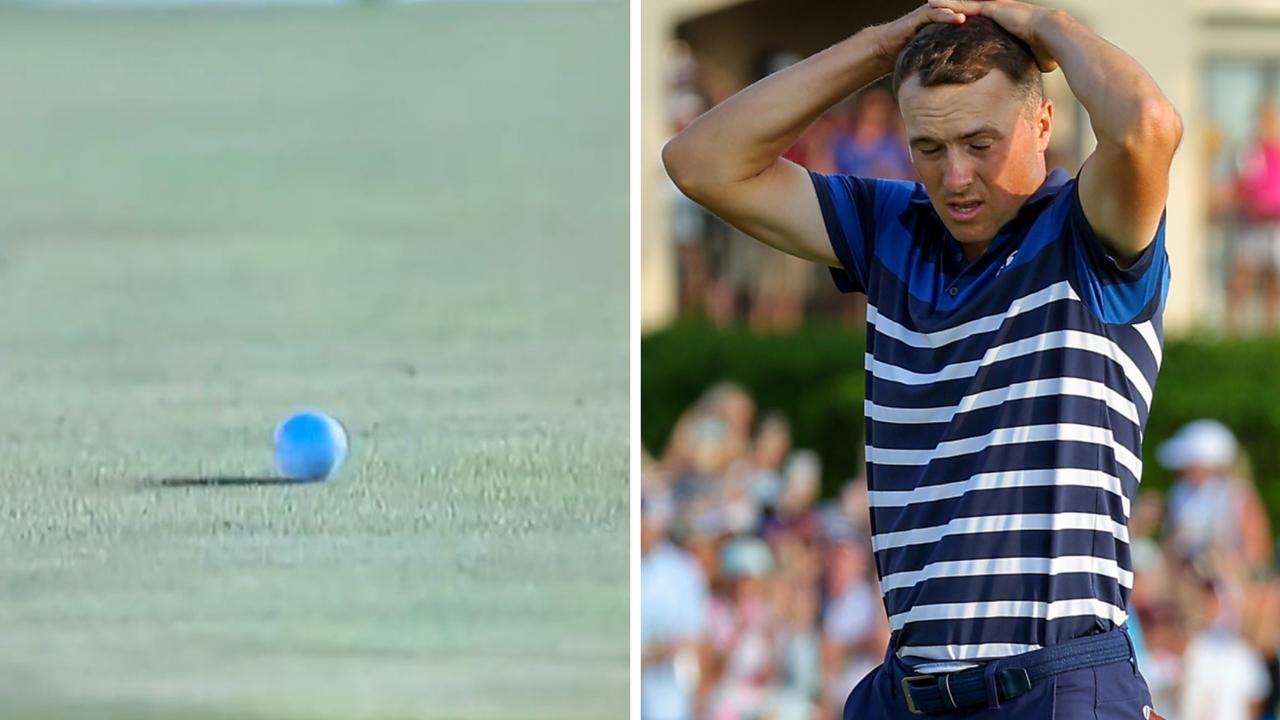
[662,28,889,198]
[1037,11,1180,151]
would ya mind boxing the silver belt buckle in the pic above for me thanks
[901,675,932,715]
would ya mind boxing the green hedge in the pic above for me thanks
[642,320,1280,532]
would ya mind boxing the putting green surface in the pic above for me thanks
[0,3,628,718]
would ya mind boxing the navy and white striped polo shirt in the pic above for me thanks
[810,167,1169,663]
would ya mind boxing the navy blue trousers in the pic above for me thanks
[843,632,1155,719]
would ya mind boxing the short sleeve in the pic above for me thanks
[1067,180,1170,325]
[809,171,878,294]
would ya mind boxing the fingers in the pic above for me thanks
[928,7,967,24]
[929,0,989,13]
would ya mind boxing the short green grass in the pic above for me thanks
[0,3,627,718]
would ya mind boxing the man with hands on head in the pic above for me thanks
[664,1,1180,718]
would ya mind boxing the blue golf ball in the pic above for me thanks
[274,411,348,481]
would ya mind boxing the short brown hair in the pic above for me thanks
[892,16,1044,107]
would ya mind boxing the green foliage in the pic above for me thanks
[642,321,1280,532]
[1147,334,1280,533]
[641,320,867,493]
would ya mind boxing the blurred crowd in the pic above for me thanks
[666,43,1280,336]
[666,44,902,333]
[642,382,888,720]
[640,383,1280,720]
[1208,102,1280,334]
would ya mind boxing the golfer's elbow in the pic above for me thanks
[1158,100,1185,153]
[664,127,758,208]
[662,133,707,201]
[1118,96,1184,158]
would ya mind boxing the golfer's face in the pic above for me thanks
[897,71,1052,250]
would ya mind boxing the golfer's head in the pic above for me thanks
[893,17,1052,247]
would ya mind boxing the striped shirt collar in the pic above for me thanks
[905,167,1072,218]
[905,168,1073,264]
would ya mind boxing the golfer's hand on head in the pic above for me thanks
[927,0,1060,72]
[872,3,968,70]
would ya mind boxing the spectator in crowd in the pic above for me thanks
[1242,573,1280,720]
[748,246,815,333]
[761,450,823,543]
[642,494,712,720]
[831,88,914,181]
[1159,419,1273,571]
[772,544,824,719]
[661,382,756,506]
[1227,102,1280,332]
[709,382,757,461]
[746,412,793,511]
[706,537,778,719]
[1249,577,1280,720]
[822,476,872,541]
[1179,572,1271,720]
[1127,491,1184,714]
[820,538,889,720]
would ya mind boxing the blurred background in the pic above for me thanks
[0,0,626,718]
[640,1,1280,719]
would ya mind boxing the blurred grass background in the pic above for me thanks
[0,2,627,718]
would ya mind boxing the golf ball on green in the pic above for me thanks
[274,411,348,481]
